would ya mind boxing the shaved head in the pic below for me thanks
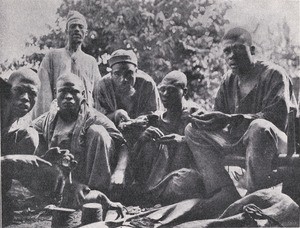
[223,27,252,46]
[56,73,85,93]
[8,68,40,90]
[160,70,187,89]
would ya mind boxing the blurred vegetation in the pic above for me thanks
[1,0,299,109]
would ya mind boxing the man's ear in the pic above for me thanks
[183,87,188,96]
[250,46,255,55]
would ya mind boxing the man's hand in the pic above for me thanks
[191,111,231,130]
[156,133,185,145]
[2,154,52,167]
[139,126,164,142]
[118,115,148,131]
[114,109,130,125]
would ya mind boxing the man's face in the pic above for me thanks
[56,81,84,116]
[158,84,185,109]
[10,78,38,118]
[111,62,137,96]
[66,22,86,45]
[222,38,254,74]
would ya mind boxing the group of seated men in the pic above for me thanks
[1,10,298,226]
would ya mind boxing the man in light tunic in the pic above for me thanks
[33,11,101,119]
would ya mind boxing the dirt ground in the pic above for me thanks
[4,167,252,227]
[4,180,78,228]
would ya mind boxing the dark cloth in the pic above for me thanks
[174,189,299,228]
[186,119,287,194]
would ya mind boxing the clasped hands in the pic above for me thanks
[139,126,185,144]
[114,109,150,130]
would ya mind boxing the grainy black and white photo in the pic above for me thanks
[1,0,300,227]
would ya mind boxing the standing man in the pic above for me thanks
[33,11,101,119]
[33,73,129,194]
[185,27,297,197]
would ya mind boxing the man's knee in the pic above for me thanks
[246,119,277,138]
[87,125,112,144]
[244,119,287,154]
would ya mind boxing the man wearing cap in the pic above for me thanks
[33,73,129,193]
[126,71,203,205]
[32,11,101,119]
[93,49,161,127]
[185,27,297,198]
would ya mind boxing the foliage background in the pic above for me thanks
[1,0,299,109]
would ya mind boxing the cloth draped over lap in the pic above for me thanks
[128,104,205,205]
[32,101,125,184]
[93,70,162,119]
[120,189,299,228]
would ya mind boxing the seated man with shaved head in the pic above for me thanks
[127,71,204,205]
[33,73,129,194]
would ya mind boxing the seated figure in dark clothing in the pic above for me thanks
[186,27,297,199]
[127,71,205,205]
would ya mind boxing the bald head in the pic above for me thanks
[56,73,85,93]
[158,71,187,109]
[223,27,252,46]
[160,70,187,89]
[5,69,40,118]
[8,68,40,90]
[56,73,85,120]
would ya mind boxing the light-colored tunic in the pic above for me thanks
[33,47,101,119]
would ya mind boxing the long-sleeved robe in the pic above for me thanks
[32,47,101,119]
[186,61,297,194]
[93,70,162,120]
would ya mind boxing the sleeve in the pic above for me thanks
[93,110,126,146]
[259,69,293,131]
[32,52,53,119]
[89,59,101,108]
[32,113,47,135]
[214,81,229,113]
[140,80,162,115]
[93,78,111,115]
